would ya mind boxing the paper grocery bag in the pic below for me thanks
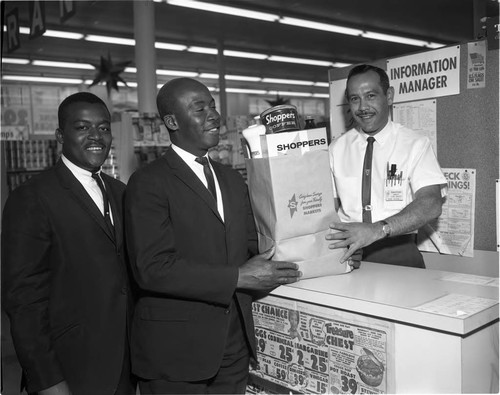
[245,149,351,279]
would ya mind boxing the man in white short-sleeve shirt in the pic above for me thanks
[326,64,447,268]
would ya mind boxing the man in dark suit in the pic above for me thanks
[2,92,135,395]
[125,78,302,394]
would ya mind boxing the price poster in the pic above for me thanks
[418,168,476,257]
[1,85,32,140]
[251,296,394,394]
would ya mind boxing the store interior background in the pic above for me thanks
[1,0,499,393]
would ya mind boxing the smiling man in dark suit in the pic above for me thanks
[2,92,135,395]
[125,78,302,394]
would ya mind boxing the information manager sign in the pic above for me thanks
[387,45,460,103]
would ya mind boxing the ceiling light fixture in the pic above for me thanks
[223,50,268,60]
[268,90,313,97]
[156,69,199,77]
[226,88,268,94]
[361,31,444,48]
[43,30,84,40]
[226,75,262,82]
[165,0,280,22]
[85,35,136,46]
[279,17,364,36]
[155,42,188,51]
[2,75,84,84]
[268,55,334,67]
[32,60,94,69]
[187,46,218,55]
[198,73,219,79]
[163,2,447,48]
[2,58,30,64]
[262,78,314,86]
[331,62,353,68]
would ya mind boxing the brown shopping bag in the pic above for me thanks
[245,149,352,279]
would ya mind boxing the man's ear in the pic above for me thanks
[386,87,395,106]
[55,128,64,144]
[164,114,178,131]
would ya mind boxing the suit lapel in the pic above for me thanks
[164,149,222,223]
[55,161,117,244]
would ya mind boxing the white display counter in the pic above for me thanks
[250,262,499,394]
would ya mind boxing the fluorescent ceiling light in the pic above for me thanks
[85,35,135,46]
[187,46,218,55]
[331,62,352,68]
[226,75,262,82]
[125,67,137,73]
[279,17,363,36]
[226,88,267,94]
[44,30,84,40]
[361,31,444,48]
[268,90,313,97]
[262,78,314,86]
[157,69,198,77]
[223,50,268,60]
[2,58,30,64]
[19,27,30,34]
[2,75,83,84]
[84,79,137,87]
[199,73,219,79]
[314,82,330,88]
[312,93,330,98]
[32,60,94,70]
[155,42,188,51]
[422,42,445,49]
[166,0,280,22]
[268,55,333,67]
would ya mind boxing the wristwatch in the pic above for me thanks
[380,220,391,238]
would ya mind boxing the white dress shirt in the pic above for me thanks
[171,144,224,221]
[61,154,114,224]
[329,121,447,229]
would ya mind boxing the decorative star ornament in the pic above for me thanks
[89,53,131,96]
[266,94,291,107]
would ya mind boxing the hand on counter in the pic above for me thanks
[237,246,302,290]
[348,248,363,269]
[326,222,383,263]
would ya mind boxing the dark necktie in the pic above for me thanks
[195,156,217,202]
[362,136,375,223]
[91,172,115,238]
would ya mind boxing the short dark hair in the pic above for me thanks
[58,92,109,128]
[347,64,390,94]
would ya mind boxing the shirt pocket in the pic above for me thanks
[383,178,409,210]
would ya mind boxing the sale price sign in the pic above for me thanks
[251,297,394,394]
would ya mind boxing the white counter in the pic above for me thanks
[251,262,499,394]
[271,262,499,335]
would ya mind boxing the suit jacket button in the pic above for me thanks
[225,309,230,315]
[121,286,127,295]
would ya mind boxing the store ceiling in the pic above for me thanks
[0,0,495,96]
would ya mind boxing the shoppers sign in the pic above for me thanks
[387,45,460,103]
[250,296,394,394]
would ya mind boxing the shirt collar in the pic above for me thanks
[171,144,209,165]
[61,154,100,182]
[356,120,394,146]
